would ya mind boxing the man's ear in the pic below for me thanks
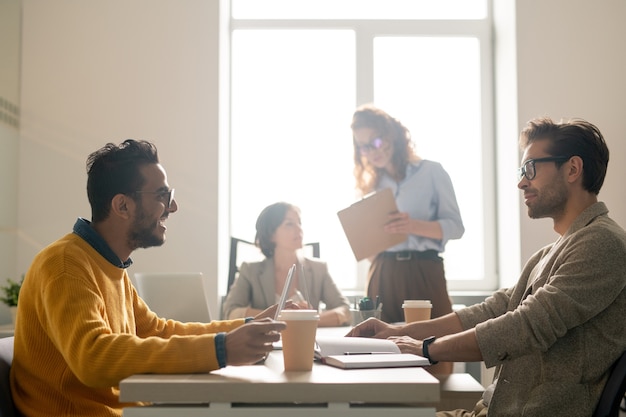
[111,194,133,220]
[566,155,584,184]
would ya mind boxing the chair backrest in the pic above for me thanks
[593,350,626,417]
[132,272,212,322]
[226,237,321,295]
[226,237,263,296]
[0,336,18,417]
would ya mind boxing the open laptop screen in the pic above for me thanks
[274,264,296,320]
[133,272,212,323]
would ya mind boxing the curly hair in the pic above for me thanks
[350,104,419,194]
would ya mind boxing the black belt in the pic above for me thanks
[381,250,441,261]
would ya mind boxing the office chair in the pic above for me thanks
[592,350,626,417]
[226,237,320,295]
[0,336,18,417]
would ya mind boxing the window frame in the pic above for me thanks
[227,4,497,292]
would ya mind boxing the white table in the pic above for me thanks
[120,347,440,416]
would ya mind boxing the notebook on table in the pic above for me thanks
[323,353,429,369]
[314,336,429,369]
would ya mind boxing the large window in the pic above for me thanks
[229,0,495,292]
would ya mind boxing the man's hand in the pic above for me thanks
[224,319,286,365]
[253,300,299,320]
[345,317,402,339]
[387,335,423,355]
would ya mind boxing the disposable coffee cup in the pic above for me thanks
[402,300,432,323]
[278,309,319,371]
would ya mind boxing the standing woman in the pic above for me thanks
[350,104,464,325]
[223,202,350,327]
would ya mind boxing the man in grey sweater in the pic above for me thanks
[348,117,626,417]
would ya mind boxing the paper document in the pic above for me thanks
[337,188,407,261]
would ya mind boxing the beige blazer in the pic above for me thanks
[457,202,626,417]
[222,255,349,320]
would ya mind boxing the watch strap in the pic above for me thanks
[422,336,438,365]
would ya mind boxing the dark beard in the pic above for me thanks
[128,207,165,250]
[527,179,568,219]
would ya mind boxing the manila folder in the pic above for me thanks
[337,188,407,261]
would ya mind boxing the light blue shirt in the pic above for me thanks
[377,160,464,253]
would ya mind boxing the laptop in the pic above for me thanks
[273,263,322,355]
[132,272,212,323]
[274,264,297,320]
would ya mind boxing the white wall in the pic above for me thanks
[14,0,223,321]
[1,0,626,323]
[0,0,22,321]
[513,0,626,265]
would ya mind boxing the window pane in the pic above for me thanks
[233,0,487,20]
[374,36,484,280]
[231,29,358,289]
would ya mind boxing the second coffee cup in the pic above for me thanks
[278,309,319,371]
[402,300,432,323]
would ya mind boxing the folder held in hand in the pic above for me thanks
[337,188,408,261]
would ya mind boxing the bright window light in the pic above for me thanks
[232,0,487,20]
[229,3,495,291]
[231,29,358,287]
[373,36,485,281]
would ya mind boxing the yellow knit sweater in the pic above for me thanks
[11,233,245,416]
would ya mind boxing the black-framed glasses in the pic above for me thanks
[518,157,570,181]
[356,137,385,154]
[133,188,175,209]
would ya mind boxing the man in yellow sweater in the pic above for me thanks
[11,140,287,416]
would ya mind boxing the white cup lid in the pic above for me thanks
[278,309,320,320]
[402,300,432,308]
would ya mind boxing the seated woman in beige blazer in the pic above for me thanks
[223,202,350,327]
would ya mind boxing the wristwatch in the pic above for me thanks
[422,336,438,365]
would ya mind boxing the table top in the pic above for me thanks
[120,350,440,405]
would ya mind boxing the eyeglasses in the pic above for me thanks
[133,188,175,209]
[518,157,570,181]
[356,137,385,154]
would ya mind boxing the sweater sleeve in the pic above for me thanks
[472,225,626,368]
[41,261,244,387]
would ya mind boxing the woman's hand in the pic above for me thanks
[384,211,443,240]
[384,212,412,234]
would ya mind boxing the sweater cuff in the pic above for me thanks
[215,332,227,368]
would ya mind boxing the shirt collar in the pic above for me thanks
[72,218,133,269]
